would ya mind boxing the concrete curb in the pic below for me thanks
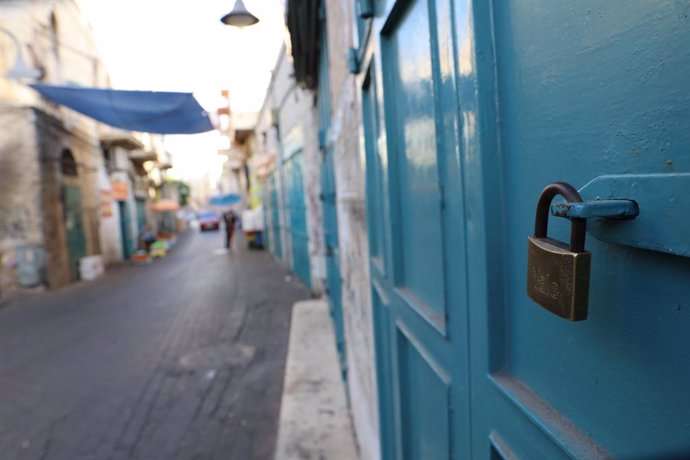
[274,299,359,460]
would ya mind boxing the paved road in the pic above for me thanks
[0,231,308,460]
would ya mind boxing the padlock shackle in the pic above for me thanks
[534,182,587,253]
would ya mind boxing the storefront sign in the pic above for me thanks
[112,180,129,201]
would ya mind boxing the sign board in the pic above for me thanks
[100,190,113,217]
[111,180,129,201]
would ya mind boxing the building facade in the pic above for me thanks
[0,0,108,290]
[0,0,165,293]
[100,131,169,263]
[258,46,325,293]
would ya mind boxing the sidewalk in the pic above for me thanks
[275,299,359,460]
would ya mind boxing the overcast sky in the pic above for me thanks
[76,0,286,184]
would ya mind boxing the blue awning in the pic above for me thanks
[209,193,242,206]
[30,84,214,135]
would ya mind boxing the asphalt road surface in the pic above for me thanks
[0,231,308,460]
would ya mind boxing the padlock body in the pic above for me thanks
[527,236,591,321]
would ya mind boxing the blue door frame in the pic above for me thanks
[360,0,690,458]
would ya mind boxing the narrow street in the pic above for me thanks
[0,231,308,460]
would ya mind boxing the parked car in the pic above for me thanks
[198,211,220,231]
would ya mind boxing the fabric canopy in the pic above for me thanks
[30,84,214,135]
[209,193,242,206]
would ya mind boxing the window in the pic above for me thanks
[61,149,77,177]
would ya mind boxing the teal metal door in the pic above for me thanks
[118,201,134,260]
[362,0,470,457]
[136,199,147,234]
[363,0,690,458]
[464,1,690,458]
[285,151,311,288]
[63,185,87,280]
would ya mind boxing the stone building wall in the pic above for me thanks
[69,131,103,257]
[0,107,45,291]
[324,2,380,459]
[0,0,110,290]
[34,109,71,288]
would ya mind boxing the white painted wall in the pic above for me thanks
[97,166,123,264]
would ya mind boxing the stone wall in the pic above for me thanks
[33,107,105,288]
[0,107,45,292]
[69,130,103,257]
[324,2,380,459]
[0,0,113,290]
[34,109,71,289]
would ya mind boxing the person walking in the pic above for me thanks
[223,210,237,249]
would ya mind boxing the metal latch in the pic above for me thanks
[551,200,639,220]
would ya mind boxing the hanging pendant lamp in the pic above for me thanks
[221,0,259,28]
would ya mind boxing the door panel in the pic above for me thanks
[465,1,690,458]
[382,0,446,324]
[364,0,471,458]
[394,322,451,460]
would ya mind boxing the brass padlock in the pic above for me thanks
[527,182,591,321]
